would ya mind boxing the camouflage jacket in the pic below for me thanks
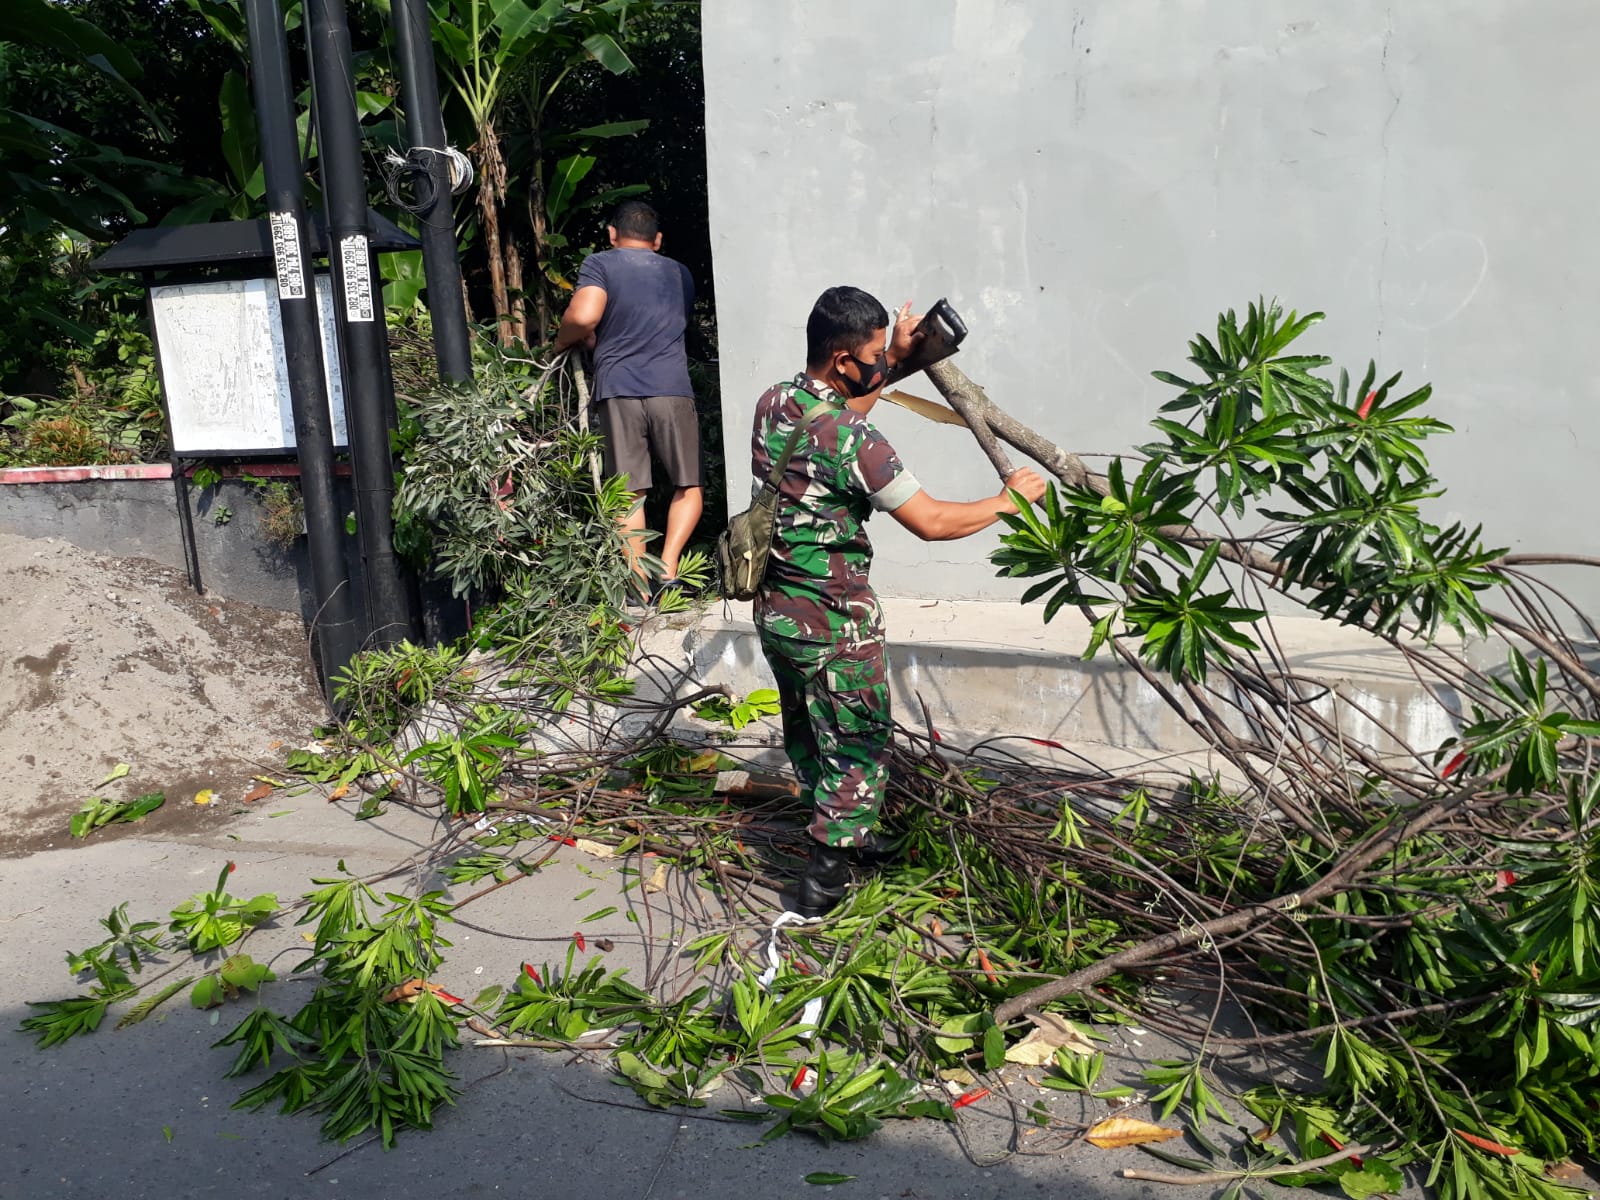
[750,374,921,642]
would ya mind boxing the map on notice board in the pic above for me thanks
[150,275,349,455]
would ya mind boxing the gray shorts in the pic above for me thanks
[595,394,701,491]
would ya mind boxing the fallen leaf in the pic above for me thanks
[938,1067,976,1087]
[99,763,131,786]
[594,938,615,952]
[977,948,998,983]
[573,837,616,859]
[1455,1130,1521,1157]
[953,1087,990,1109]
[328,782,350,801]
[269,740,282,750]
[162,1125,173,1143]
[803,1173,856,1186]
[1085,1116,1183,1149]
[687,750,722,773]
[242,783,273,803]
[382,979,463,1006]
[1006,1013,1097,1065]
[882,388,967,426]
[192,789,214,806]
[643,860,670,893]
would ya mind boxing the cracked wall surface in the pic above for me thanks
[703,0,1600,606]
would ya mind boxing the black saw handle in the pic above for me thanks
[884,297,967,385]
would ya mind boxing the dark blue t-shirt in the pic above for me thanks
[576,248,695,400]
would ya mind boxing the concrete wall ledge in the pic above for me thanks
[640,597,1469,762]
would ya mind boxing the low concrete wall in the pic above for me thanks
[0,466,350,619]
[641,597,1467,762]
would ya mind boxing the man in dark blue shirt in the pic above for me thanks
[553,201,701,595]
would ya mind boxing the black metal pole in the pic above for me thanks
[243,0,361,705]
[306,0,417,648]
[390,0,473,385]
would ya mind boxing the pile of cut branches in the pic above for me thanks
[23,307,1598,1200]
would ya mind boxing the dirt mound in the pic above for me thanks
[0,532,326,855]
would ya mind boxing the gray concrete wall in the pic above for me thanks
[704,1,1600,605]
[0,477,343,617]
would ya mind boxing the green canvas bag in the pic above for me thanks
[716,399,831,601]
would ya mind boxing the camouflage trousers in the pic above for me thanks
[757,627,893,848]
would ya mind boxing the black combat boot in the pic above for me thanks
[848,828,904,869]
[795,840,851,918]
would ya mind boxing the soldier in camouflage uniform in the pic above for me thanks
[753,286,1046,916]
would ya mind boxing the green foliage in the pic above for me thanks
[20,995,116,1048]
[65,903,164,978]
[213,872,464,1148]
[692,688,781,732]
[620,743,735,802]
[1144,1056,1234,1126]
[332,639,470,742]
[168,864,278,953]
[244,475,306,550]
[425,0,655,334]
[0,276,166,465]
[755,1056,952,1145]
[1445,649,1600,796]
[1037,1047,1106,1093]
[192,954,275,1010]
[68,790,164,838]
[994,300,1503,685]
[403,724,521,816]
[500,945,651,1041]
[214,1007,316,1078]
[392,354,635,600]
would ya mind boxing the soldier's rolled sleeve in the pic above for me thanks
[868,471,921,512]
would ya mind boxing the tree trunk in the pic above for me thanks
[473,116,513,347]
[526,128,552,340]
[505,235,527,347]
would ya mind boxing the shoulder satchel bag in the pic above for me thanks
[715,397,833,601]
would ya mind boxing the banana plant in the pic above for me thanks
[427,0,649,343]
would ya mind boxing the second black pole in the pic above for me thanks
[243,0,360,705]
[306,0,417,648]
[390,0,473,385]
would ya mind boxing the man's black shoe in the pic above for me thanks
[847,829,904,869]
[795,841,851,918]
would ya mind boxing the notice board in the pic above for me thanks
[150,275,349,455]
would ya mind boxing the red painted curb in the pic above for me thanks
[0,463,172,484]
